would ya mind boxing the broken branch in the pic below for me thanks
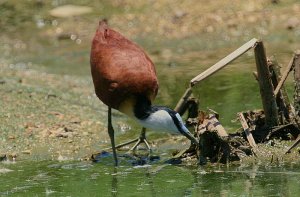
[190,38,258,86]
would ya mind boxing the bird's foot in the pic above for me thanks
[130,137,151,152]
[111,136,152,154]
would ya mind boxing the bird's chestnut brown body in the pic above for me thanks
[90,21,158,116]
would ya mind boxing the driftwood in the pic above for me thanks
[175,38,258,117]
[274,55,295,96]
[238,110,266,142]
[240,51,300,143]
[196,111,252,165]
[197,111,228,137]
[294,51,300,122]
[174,88,193,115]
[172,40,300,165]
[266,123,300,141]
[248,51,300,152]
[190,38,258,86]
[254,41,278,127]
[268,57,292,124]
[286,135,300,154]
[285,51,300,153]
[170,110,252,165]
[237,112,257,149]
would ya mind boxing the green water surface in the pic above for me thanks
[1,160,300,196]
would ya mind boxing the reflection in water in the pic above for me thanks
[110,165,158,197]
[145,171,157,197]
[111,168,118,197]
[172,163,300,196]
[1,161,300,196]
[111,162,300,196]
[111,164,254,196]
[106,162,300,196]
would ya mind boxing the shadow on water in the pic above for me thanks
[92,150,161,166]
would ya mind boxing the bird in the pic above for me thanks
[90,20,198,166]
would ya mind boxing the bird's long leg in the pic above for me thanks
[108,107,118,166]
[141,128,151,151]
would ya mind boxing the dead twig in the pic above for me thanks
[238,112,257,150]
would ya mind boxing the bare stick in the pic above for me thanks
[268,57,292,124]
[190,38,258,86]
[174,87,193,115]
[252,71,258,81]
[293,51,300,120]
[274,55,295,96]
[255,41,278,127]
[285,51,300,154]
[285,134,300,154]
[238,112,257,149]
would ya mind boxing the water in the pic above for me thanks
[1,1,300,196]
[1,160,300,196]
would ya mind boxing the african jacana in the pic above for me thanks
[90,20,198,166]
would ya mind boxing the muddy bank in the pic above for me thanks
[0,62,107,161]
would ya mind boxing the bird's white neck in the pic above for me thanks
[136,109,179,134]
[136,106,199,144]
[118,95,198,144]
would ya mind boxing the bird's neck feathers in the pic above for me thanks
[118,95,198,143]
[118,94,152,119]
[133,95,153,120]
[131,95,180,134]
[137,106,198,143]
[137,108,181,134]
[118,95,177,132]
